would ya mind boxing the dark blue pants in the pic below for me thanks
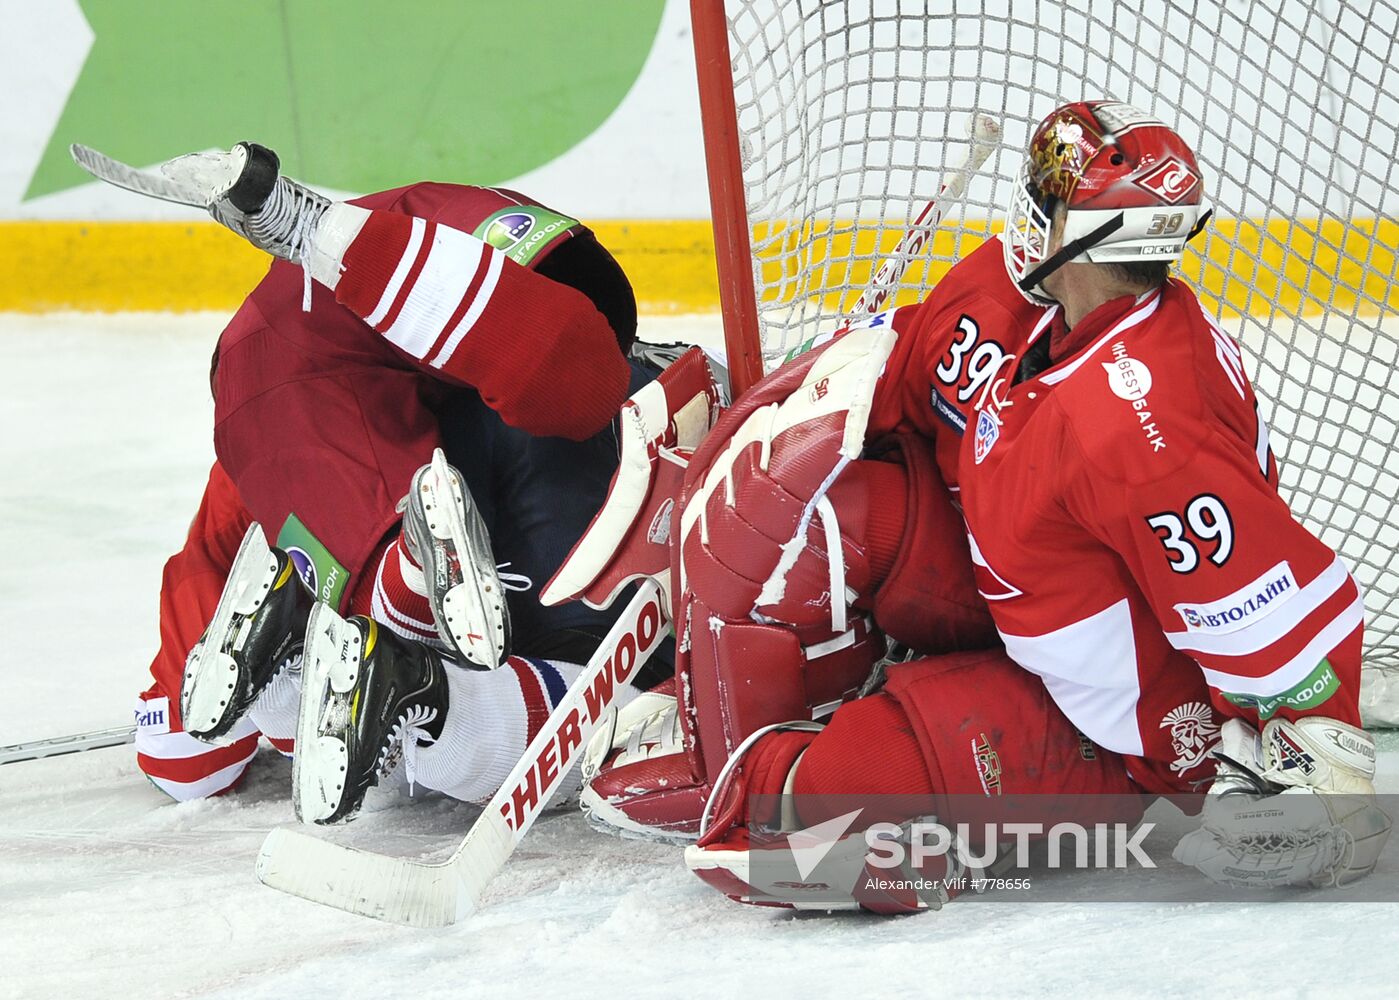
[437,361,669,670]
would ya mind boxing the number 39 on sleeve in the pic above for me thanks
[1145,494,1234,573]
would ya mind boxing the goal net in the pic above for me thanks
[692,0,1399,722]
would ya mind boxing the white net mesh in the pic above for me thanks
[717,0,1399,712]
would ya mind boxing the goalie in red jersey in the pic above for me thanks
[548,101,1389,903]
[118,143,665,820]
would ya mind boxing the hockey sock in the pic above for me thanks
[352,533,440,646]
[412,657,640,804]
[246,662,301,756]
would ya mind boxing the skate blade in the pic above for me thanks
[422,449,508,668]
[292,603,362,824]
[181,522,279,743]
[442,582,507,668]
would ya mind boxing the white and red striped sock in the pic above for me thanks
[360,534,440,646]
[412,657,641,805]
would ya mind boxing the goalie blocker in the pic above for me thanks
[544,332,998,840]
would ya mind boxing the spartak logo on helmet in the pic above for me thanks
[1134,156,1200,204]
[1031,110,1102,200]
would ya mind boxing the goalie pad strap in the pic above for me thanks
[541,347,719,611]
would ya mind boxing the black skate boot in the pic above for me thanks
[399,447,513,669]
[293,603,449,824]
[208,143,331,263]
[182,522,313,744]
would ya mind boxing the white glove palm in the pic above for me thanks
[1174,716,1391,889]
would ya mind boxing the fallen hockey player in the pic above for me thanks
[87,142,673,818]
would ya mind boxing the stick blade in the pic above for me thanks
[255,827,472,929]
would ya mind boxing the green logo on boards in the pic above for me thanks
[28,1,665,200]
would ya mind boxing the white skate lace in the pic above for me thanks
[247,179,327,311]
[495,562,533,593]
[376,704,439,793]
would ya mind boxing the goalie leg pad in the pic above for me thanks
[686,654,1142,911]
[881,649,1142,799]
[685,596,882,781]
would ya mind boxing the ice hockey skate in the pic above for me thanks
[72,140,330,264]
[399,448,512,669]
[181,522,313,744]
[293,602,448,824]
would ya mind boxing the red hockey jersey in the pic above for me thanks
[212,182,632,587]
[866,239,1363,794]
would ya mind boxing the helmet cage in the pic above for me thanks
[1003,160,1058,303]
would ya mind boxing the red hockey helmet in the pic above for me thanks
[1003,100,1208,303]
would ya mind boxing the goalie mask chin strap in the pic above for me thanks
[1017,208,1215,297]
[1017,214,1125,295]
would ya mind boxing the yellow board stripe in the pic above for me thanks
[0,218,1392,317]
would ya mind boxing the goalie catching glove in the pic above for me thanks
[1173,716,1392,888]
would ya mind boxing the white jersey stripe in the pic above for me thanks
[1198,593,1365,695]
[134,716,258,759]
[1165,556,1352,657]
[1025,304,1059,346]
[1214,341,1246,398]
[145,753,257,801]
[1253,400,1272,477]
[365,216,426,327]
[430,250,504,369]
[1039,290,1161,386]
[998,598,1145,755]
[383,227,485,360]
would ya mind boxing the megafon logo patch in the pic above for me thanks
[483,212,535,251]
[286,546,317,593]
[1134,157,1200,204]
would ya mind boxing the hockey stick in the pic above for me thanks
[853,112,1002,315]
[255,578,668,927]
[0,725,136,766]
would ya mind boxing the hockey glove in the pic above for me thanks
[1173,716,1391,888]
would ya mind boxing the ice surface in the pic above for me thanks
[3,314,1398,1000]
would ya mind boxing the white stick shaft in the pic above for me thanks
[451,579,668,906]
[256,579,669,927]
[0,725,136,766]
[854,113,1002,315]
